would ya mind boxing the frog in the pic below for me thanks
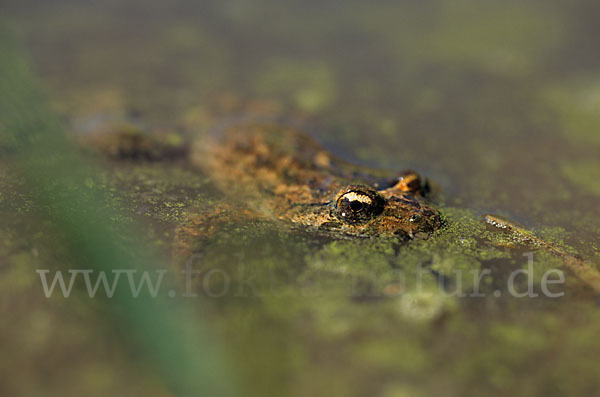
[189,122,443,241]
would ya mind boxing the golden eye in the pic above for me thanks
[334,186,384,225]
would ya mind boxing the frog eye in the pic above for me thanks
[334,187,384,225]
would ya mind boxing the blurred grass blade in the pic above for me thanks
[0,31,236,396]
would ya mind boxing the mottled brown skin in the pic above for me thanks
[191,124,443,240]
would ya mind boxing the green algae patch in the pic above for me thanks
[422,1,566,77]
[542,79,600,147]
[398,208,501,272]
[561,160,600,196]
[97,162,218,225]
[255,58,337,112]
[437,305,600,395]
[346,1,565,78]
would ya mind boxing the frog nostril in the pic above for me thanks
[409,214,421,223]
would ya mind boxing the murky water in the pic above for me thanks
[2,0,600,396]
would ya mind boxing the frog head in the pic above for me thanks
[324,184,442,239]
